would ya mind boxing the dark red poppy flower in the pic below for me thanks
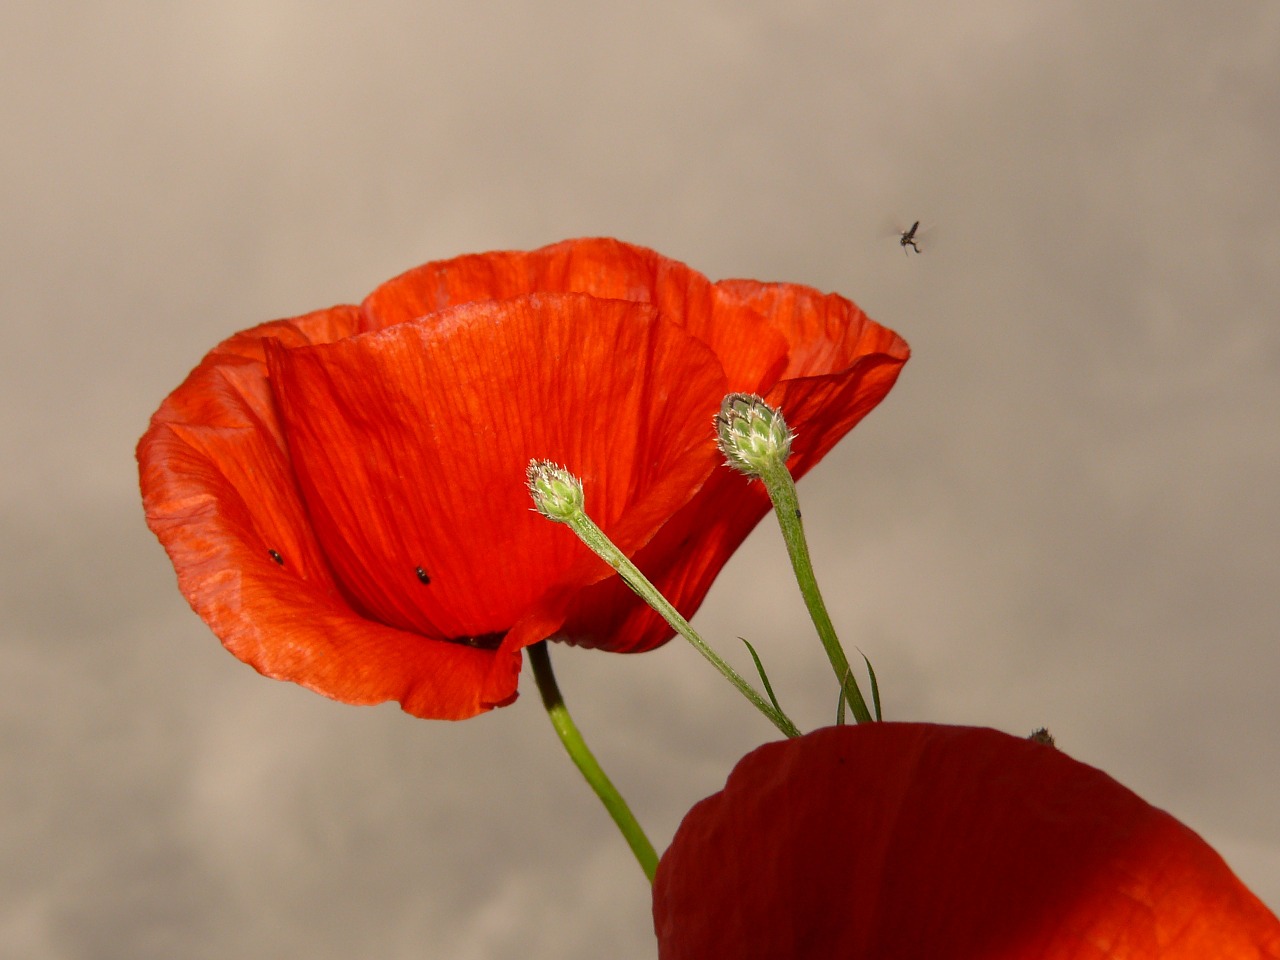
[138,238,909,720]
[654,723,1280,959]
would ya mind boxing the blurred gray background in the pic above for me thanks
[3,2,1277,957]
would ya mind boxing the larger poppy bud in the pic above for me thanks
[138,238,909,720]
[653,723,1280,959]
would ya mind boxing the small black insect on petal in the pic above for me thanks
[415,566,431,585]
[268,549,285,566]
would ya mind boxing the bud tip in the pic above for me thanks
[714,393,795,477]
[526,459,586,522]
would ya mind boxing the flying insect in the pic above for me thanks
[899,221,922,254]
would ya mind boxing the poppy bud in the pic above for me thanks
[526,459,586,523]
[715,393,794,478]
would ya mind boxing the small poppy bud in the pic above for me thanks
[1028,726,1056,746]
[526,459,585,523]
[715,393,794,477]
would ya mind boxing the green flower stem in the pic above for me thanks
[526,640,659,884]
[758,461,873,723]
[565,512,801,739]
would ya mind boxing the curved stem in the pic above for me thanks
[567,513,801,738]
[760,462,873,723]
[526,640,659,883]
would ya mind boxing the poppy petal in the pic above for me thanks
[653,723,1280,959]
[362,237,793,391]
[139,307,509,719]
[556,283,909,653]
[264,292,729,647]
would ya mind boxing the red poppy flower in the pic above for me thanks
[138,238,909,720]
[653,723,1280,959]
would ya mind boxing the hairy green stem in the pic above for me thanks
[565,513,801,738]
[759,462,873,723]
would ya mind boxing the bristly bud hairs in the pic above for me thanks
[715,393,794,478]
[526,459,586,523]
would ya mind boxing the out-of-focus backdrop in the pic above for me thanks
[4,2,1277,956]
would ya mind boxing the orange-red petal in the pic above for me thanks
[139,307,508,719]
[361,238,793,393]
[653,724,1280,959]
[555,279,909,653]
[263,292,728,646]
